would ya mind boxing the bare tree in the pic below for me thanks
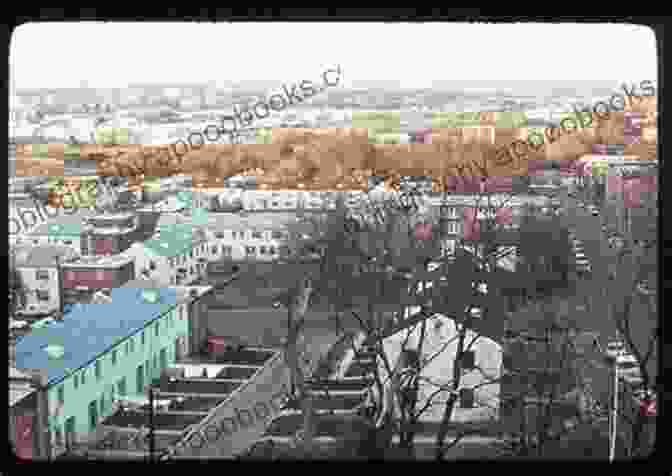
[496,296,604,458]
[602,171,658,458]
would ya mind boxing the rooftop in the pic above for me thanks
[121,280,213,304]
[101,408,203,432]
[155,378,241,396]
[13,244,80,268]
[187,348,277,366]
[61,253,134,268]
[26,210,95,236]
[13,287,178,386]
[263,414,372,438]
[164,211,300,232]
[139,223,208,258]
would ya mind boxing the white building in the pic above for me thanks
[381,313,502,423]
[11,244,79,317]
[123,223,211,286]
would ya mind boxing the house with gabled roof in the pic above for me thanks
[12,244,80,317]
[123,222,210,286]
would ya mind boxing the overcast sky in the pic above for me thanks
[10,22,657,90]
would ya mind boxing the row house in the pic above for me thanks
[60,254,136,307]
[425,194,551,257]
[12,285,213,458]
[22,219,85,252]
[240,190,340,212]
[123,223,211,286]
[11,244,79,317]
[207,213,298,262]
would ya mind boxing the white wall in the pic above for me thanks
[17,266,61,315]
[382,314,502,423]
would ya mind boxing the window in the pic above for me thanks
[259,246,266,255]
[141,331,145,346]
[155,322,159,337]
[58,385,65,404]
[190,266,195,275]
[129,338,134,354]
[74,374,79,389]
[222,246,232,257]
[461,350,476,370]
[81,369,86,386]
[459,388,475,408]
[36,269,50,280]
[447,222,458,235]
[54,427,63,446]
[245,246,256,255]
[125,341,129,355]
[117,377,127,397]
[95,361,101,381]
[211,245,218,254]
[178,306,184,320]
[272,231,284,240]
[252,231,263,240]
[448,207,457,218]
[36,290,50,301]
[269,246,276,255]
[111,350,117,365]
[168,258,175,268]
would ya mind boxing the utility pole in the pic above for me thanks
[609,360,619,461]
[148,385,155,462]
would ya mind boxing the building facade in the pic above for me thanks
[80,212,139,256]
[13,285,212,458]
[60,254,136,306]
[123,223,210,286]
[11,245,80,317]
[381,314,503,424]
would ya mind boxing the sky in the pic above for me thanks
[10,22,657,91]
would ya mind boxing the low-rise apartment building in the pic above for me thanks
[123,223,211,286]
[12,285,213,459]
[11,244,80,317]
[60,254,136,306]
[21,214,88,251]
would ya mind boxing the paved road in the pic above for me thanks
[556,190,657,397]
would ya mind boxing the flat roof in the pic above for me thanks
[215,366,259,380]
[263,414,371,438]
[61,254,134,269]
[283,394,365,412]
[101,409,203,432]
[308,379,372,392]
[140,396,226,414]
[14,287,178,386]
[155,378,241,396]
[189,349,277,366]
[13,244,80,268]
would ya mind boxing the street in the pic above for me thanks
[555,190,657,403]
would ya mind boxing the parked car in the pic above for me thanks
[576,261,592,275]
[636,280,656,296]
[616,354,643,385]
[605,340,626,360]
